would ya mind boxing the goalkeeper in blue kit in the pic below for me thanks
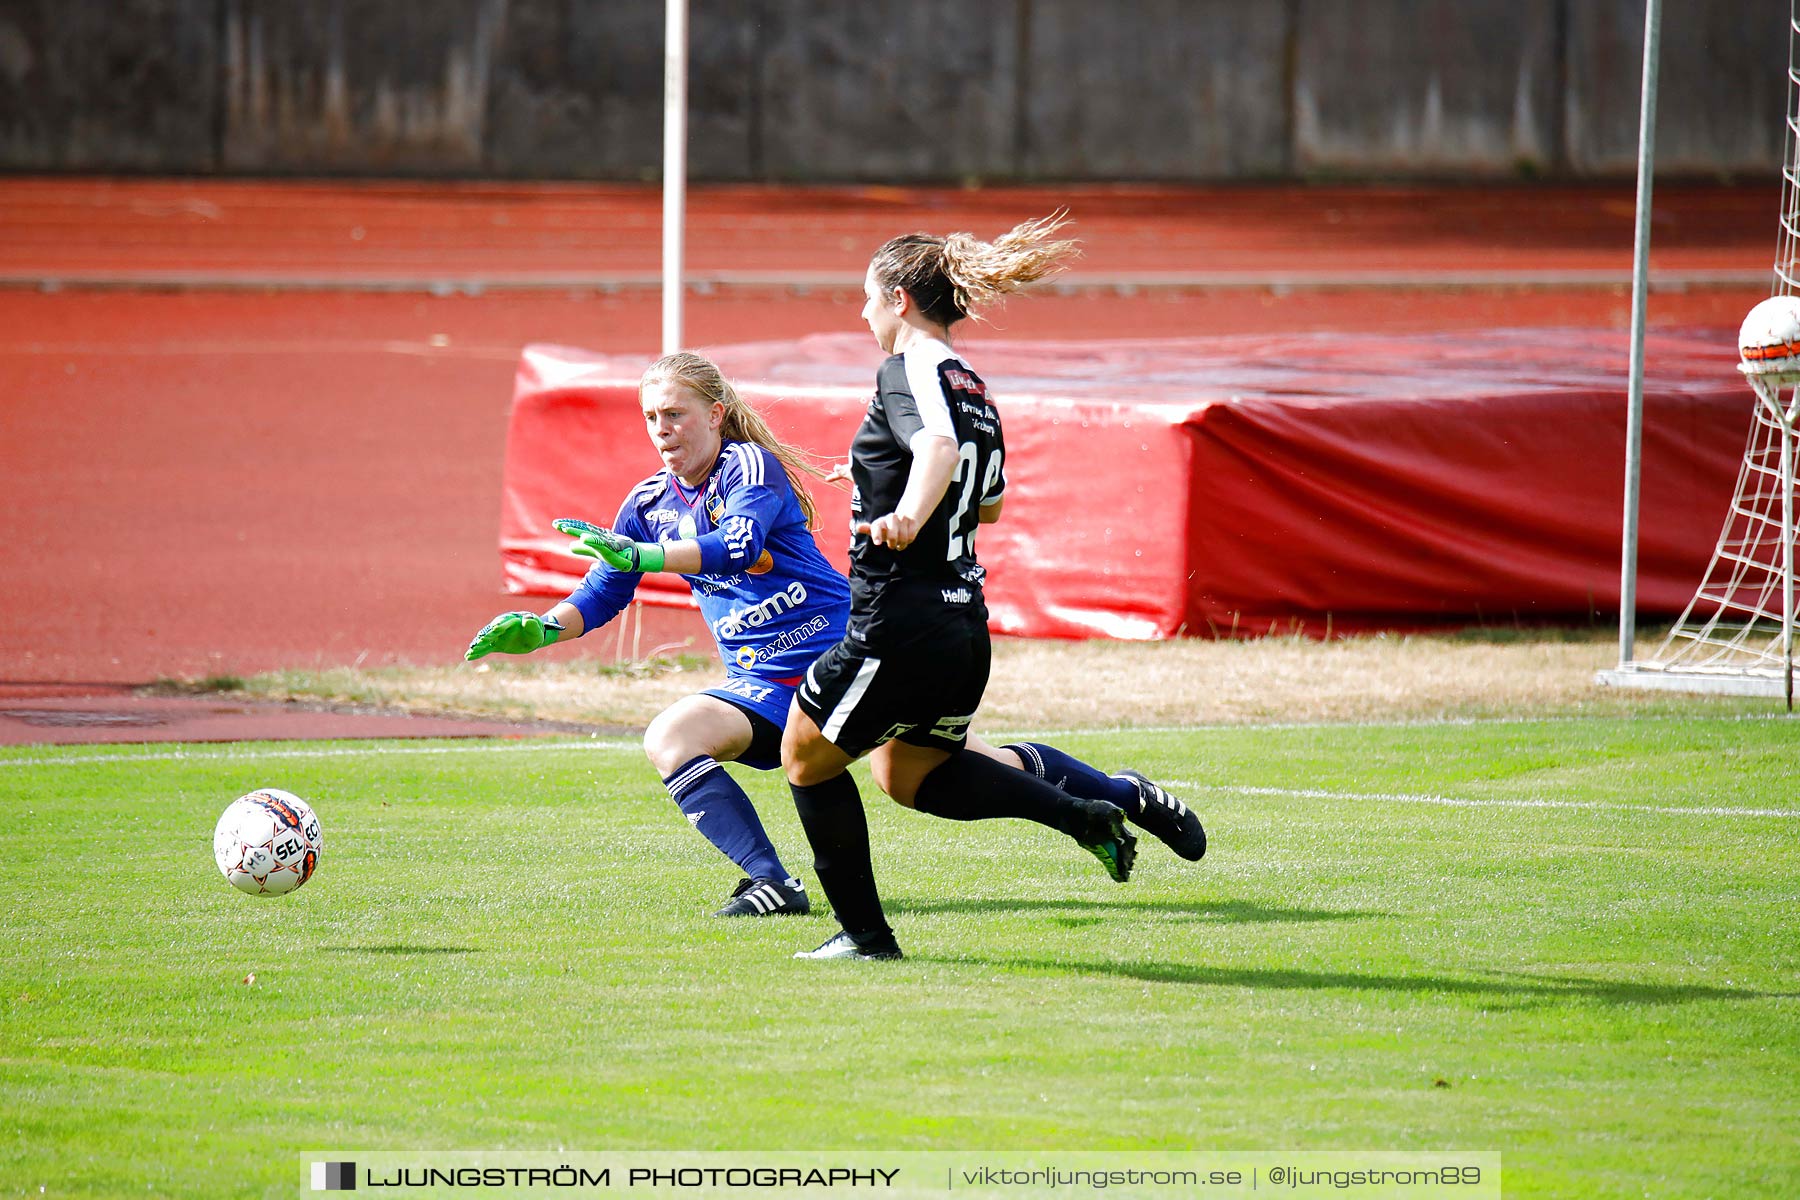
[468,352,847,918]
[469,352,1203,928]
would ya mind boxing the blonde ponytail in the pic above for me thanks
[639,352,828,527]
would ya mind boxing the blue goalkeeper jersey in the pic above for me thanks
[566,440,850,680]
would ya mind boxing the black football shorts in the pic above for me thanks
[796,596,990,760]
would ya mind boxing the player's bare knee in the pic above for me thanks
[641,712,689,777]
[869,757,918,806]
[784,756,826,788]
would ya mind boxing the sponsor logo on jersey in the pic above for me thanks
[734,614,831,669]
[677,514,699,541]
[645,508,680,524]
[941,587,973,604]
[943,367,986,396]
[693,572,747,595]
[958,401,997,435]
[712,581,808,640]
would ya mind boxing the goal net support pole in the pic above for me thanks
[661,0,688,356]
[1615,0,1662,672]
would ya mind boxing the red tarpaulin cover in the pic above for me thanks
[500,330,1750,638]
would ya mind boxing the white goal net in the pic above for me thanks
[1603,0,1800,702]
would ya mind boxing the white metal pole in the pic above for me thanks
[1617,0,1662,669]
[661,0,689,356]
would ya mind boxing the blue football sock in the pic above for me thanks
[1004,742,1141,813]
[662,756,789,882]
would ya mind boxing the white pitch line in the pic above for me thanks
[1184,781,1799,820]
[0,739,641,770]
[7,742,1795,821]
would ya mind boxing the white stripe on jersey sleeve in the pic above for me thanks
[901,340,958,441]
[729,442,765,488]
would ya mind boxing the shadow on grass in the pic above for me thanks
[320,944,480,956]
[891,897,1379,925]
[935,956,1791,1009]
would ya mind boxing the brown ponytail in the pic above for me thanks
[869,210,1081,328]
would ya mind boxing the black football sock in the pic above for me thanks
[789,772,891,940]
[912,749,1115,839]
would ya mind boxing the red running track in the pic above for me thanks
[0,177,1771,283]
[0,177,1774,742]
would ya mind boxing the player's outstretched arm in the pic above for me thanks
[553,516,669,572]
[465,610,566,661]
[554,516,704,574]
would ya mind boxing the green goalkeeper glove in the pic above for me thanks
[553,516,667,573]
[465,611,564,661]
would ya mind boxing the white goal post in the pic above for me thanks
[662,0,688,356]
[1599,0,1800,707]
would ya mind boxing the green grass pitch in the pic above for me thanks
[3,716,1797,1198]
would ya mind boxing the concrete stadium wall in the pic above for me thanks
[0,0,1785,181]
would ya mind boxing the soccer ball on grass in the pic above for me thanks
[213,788,323,896]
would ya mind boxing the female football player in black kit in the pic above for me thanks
[783,214,1206,960]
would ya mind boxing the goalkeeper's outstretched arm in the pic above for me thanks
[543,601,585,639]
[555,517,705,574]
[465,601,587,662]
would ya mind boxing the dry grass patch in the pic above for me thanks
[183,628,1781,732]
[980,632,1695,727]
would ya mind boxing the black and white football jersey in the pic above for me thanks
[847,338,1006,596]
